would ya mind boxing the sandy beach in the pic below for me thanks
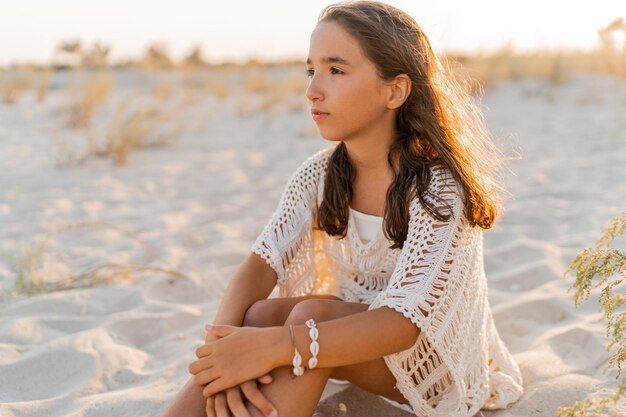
[0,68,624,416]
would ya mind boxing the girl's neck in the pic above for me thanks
[339,99,399,176]
[342,130,397,217]
[343,131,396,178]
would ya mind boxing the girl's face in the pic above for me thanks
[306,21,391,142]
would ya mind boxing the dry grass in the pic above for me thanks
[279,69,309,95]
[234,67,309,116]
[446,50,573,93]
[179,44,625,110]
[141,42,175,70]
[180,45,209,69]
[89,100,186,165]
[445,19,625,92]
[153,80,176,100]
[206,76,232,98]
[0,72,30,104]
[52,71,191,167]
[234,90,285,117]
[243,71,276,93]
[37,71,52,102]
[165,71,232,99]
[244,68,307,93]
[1,221,186,299]
[597,18,626,76]
[8,261,188,298]
[67,72,114,128]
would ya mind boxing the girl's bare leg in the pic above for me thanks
[246,365,333,417]
[159,295,341,417]
[160,377,208,417]
[244,299,369,417]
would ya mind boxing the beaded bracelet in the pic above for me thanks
[306,319,319,369]
[289,324,304,378]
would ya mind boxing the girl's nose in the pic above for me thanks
[306,76,324,102]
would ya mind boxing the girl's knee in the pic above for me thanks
[285,299,331,324]
[243,295,344,327]
[242,299,284,327]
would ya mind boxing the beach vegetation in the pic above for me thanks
[0,72,30,104]
[90,100,186,165]
[67,72,114,128]
[1,221,188,299]
[558,212,626,416]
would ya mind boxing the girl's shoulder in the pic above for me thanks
[280,145,337,202]
[305,144,336,167]
[291,144,336,180]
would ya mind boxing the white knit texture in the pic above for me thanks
[251,144,524,416]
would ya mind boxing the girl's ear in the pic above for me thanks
[386,74,411,110]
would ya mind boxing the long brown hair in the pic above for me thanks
[315,0,510,250]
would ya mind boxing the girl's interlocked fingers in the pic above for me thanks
[223,385,254,417]
[225,386,246,417]
[237,377,279,417]
[206,392,229,417]
[206,378,278,417]
[195,324,279,417]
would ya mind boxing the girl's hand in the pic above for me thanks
[190,324,278,396]
[206,375,278,417]
[189,324,281,398]
[198,326,279,417]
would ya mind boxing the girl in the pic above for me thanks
[161,1,524,416]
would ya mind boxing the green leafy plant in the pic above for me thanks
[558,212,625,416]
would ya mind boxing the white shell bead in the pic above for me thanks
[293,354,301,367]
[309,357,318,368]
[309,327,319,340]
[310,341,319,355]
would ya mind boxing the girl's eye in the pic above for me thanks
[304,67,345,78]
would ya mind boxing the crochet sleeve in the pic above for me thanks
[368,164,465,318]
[367,164,472,413]
[250,151,325,288]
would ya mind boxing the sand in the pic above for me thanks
[0,69,624,416]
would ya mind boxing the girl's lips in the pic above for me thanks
[312,112,329,122]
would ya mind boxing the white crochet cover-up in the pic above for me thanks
[251,144,524,416]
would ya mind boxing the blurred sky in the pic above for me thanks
[1,0,624,66]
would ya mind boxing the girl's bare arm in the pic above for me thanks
[204,253,279,417]
[212,252,277,326]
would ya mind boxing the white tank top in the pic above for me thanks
[349,207,383,243]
